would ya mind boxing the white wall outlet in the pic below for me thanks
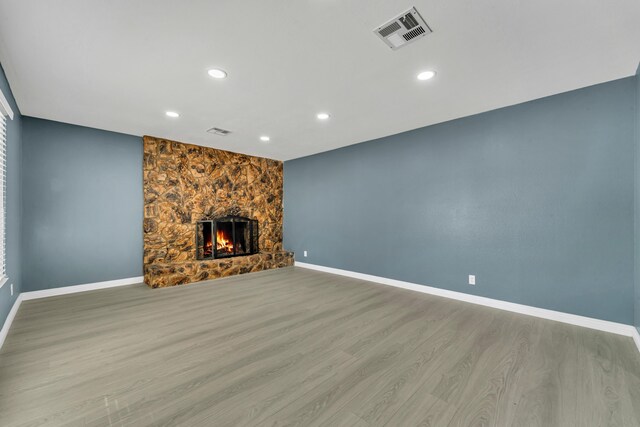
[10,283,14,296]
[468,275,476,285]
[303,250,308,257]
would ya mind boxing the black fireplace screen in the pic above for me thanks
[196,216,259,260]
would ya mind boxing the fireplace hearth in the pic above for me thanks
[196,216,259,260]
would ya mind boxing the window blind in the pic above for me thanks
[0,114,6,277]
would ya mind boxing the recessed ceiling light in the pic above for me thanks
[260,136,270,142]
[208,68,227,79]
[165,111,180,118]
[417,70,436,81]
[316,112,330,120]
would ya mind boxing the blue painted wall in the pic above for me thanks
[284,77,636,325]
[0,63,22,331]
[21,118,142,291]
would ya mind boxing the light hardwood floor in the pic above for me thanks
[1,267,639,426]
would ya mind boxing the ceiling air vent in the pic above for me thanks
[374,7,432,50]
[207,127,231,136]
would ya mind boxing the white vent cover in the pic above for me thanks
[374,7,432,50]
[207,127,231,136]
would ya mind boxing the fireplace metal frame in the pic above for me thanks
[196,216,259,260]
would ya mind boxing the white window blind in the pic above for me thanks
[0,113,5,278]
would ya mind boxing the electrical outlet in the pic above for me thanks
[10,283,13,296]
[468,275,476,285]
[303,250,308,257]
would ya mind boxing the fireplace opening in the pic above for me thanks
[196,216,258,260]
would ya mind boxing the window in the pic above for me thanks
[0,87,13,286]
[0,113,5,279]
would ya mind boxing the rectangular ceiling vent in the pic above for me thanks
[207,127,231,136]
[374,7,432,50]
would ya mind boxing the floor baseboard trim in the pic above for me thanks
[0,294,23,351]
[21,276,144,301]
[632,327,640,355]
[295,262,638,340]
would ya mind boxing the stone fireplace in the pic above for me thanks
[143,136,294,288]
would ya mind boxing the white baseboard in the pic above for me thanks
[0,293,23,350]
[295,262,639,341]
[21,276,144,301]
[632,327,640,355]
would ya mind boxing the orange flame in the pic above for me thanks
[216,229,234,253]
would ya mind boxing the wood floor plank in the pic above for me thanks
[262,308,476,426]
[501,320,580,426]
[350,310,528,426]
[0,267,638,427]
[382,388,457,426]
[441,313,536,426]
[576,327,640,427]
[346,304,489,425]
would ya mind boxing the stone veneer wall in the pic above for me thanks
[143,136,293,287]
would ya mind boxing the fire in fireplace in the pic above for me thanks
[196,216,259,259]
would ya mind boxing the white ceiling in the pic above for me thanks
[0,1,639,161]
